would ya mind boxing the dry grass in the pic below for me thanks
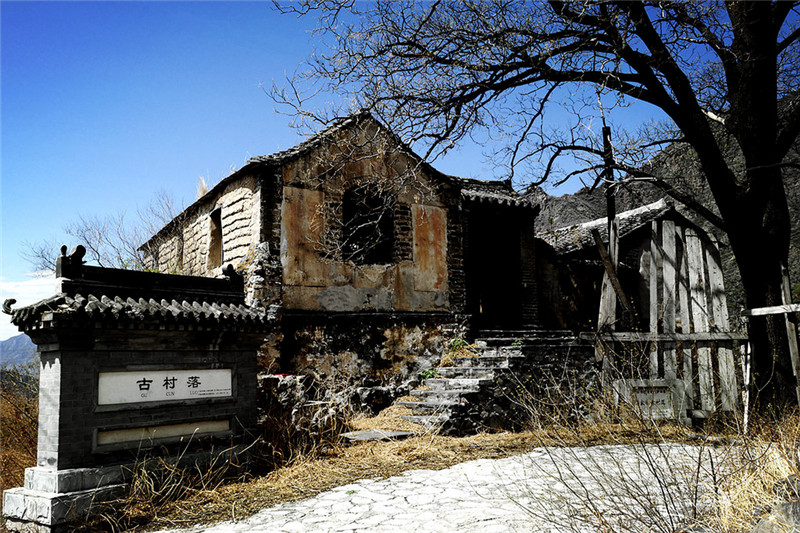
[348,404,426,432]
[0,363,38,499]
[105,406,703,532]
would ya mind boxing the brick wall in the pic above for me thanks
[30,326,258,470]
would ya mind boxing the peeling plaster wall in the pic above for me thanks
[278,138,453,314]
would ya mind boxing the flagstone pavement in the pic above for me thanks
[156,443,723,533]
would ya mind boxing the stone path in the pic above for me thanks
[156,444,725,533]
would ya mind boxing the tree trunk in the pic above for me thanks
[726,165,794,407]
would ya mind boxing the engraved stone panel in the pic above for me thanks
[97,369,232,406]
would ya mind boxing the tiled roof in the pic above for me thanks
[538,198,673,255]
[448,176,536,208]
[247,112,372,166]
[8,293,274,333]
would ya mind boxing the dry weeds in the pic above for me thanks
[117,411,698,532]
[0,364,38,498]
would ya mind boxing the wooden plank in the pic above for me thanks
[676,227,694,411]
[592,229,637,324]
[686,228,714,412]
[650,221,661,377]
[780,263,800,406]
[742,303,800,316]
[662,219,677,380]
[706,238,736,411]
[596,242,619,330]
[582,331,749,342]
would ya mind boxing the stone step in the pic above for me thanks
[410,388,477,401]
[399,414,449,430]
[436,366,499,379]
[476,337,583,348]
[424,377,489,391]
[450,355,513,368]
[467,346,525,357]
[397,400,462,414]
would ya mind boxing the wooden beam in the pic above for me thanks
[592,229,637,324]
[742,303,800,317]
[581,331,749,342]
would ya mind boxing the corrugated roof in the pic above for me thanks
[538,198,673,254]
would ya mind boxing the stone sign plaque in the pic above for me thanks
[98,369,233,405]
[96,420,231,446]
[613,379,686,421]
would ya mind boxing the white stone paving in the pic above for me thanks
[156,444,728,533]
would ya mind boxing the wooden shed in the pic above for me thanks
[538,199,743,418]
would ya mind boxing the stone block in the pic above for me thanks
[3,484,125,529]
[24,466,126,494]
[751,501,800,533]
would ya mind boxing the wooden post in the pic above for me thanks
[661,219,677,381]
[650,220,662,377]
[707,237,737,411]
[596,126,618,382]
[780,263,800,406]
[677,227,695,411]
[592,229,637,324]
[686,228,714,413]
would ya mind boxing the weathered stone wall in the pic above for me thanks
[147,174,263,277]
[277,312,455,387]
[446,341,600,435]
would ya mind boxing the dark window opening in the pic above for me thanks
[208,208,223,269]
[341,185,394,264]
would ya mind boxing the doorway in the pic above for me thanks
[465,205,522,330]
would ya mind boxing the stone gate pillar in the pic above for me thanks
[2,246,272,532]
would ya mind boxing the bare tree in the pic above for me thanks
[273,0,800,405]
[23,190,183,273]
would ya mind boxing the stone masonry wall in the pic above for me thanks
[278,313,456,387]
[446,341,600,435]
[149,174,262,276]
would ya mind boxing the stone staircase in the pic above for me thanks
[397,330,594,435]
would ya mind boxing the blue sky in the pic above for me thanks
[0,1,664,341]
[0,1,509,340]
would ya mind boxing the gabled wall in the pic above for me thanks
[272,122,455,314]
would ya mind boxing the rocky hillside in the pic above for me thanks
[530,140,800,320]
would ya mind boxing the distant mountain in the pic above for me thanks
[0,333,37,368]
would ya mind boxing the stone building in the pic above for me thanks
[142,113,540,386]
